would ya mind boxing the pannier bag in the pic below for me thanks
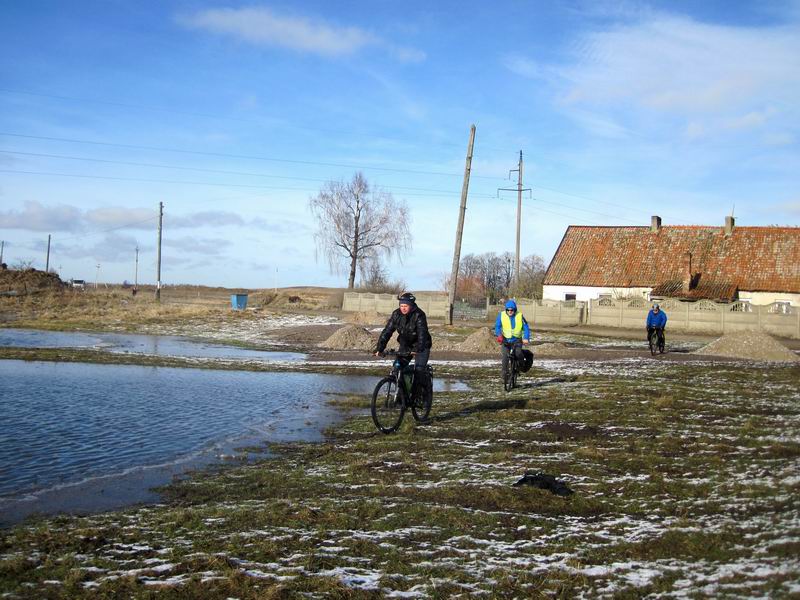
[520,349,534,372]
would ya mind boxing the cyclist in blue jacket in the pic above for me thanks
[494,299,530,374]
[646,302,667,349]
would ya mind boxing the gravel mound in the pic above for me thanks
[694,331,799,363]
[457,328,500,354]
[319,325,377,351]
[533,342,573,357]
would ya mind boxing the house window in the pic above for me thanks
[599,293,611,300]
[565,293,576,301]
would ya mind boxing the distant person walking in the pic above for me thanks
[646,302,667,349]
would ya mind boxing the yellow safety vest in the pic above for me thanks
[501,312,523,338]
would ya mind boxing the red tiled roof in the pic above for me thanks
[543,225,800,297]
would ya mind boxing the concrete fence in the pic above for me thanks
[487,299,585,328]
[587,297,800,339]
[342,292,450,319]
[342,292,800,338]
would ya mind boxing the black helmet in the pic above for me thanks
[397,292,416,305]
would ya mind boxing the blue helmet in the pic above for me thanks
[504,300,517,311]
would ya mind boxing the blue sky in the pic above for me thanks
[1,0,798,289]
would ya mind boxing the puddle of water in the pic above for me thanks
[0,328,304,361]
[0,358,467,527]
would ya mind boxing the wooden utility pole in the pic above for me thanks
[155,202,163,302]
[498,151,530,293]
[1,240,5,265]
[134,245,139,292]
[45,234,51,273]
[446,124,476,325]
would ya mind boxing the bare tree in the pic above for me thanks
[309,172,411,289]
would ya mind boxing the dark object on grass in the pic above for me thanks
[513,472,574,496]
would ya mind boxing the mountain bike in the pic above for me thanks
[372,350,433,434]
[501,341,520,392]
[648,328,665,355]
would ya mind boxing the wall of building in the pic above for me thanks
[543,285,651,302]
[546,285,800,308]
[738,291,800,306]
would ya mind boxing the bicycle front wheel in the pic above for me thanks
[503,362,514,392]
[371,377,405,434]
[649,332,657,356]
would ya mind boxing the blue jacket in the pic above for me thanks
[646,309,667,328]
[494,312,530,341]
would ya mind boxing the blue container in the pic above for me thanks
[231,294,248,310]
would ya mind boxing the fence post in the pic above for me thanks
[619,301,624,328]
[558,302,562,324]
[720,303,725,335]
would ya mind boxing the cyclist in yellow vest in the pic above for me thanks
[494,299,530,374]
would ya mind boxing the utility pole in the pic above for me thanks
[0,240,4,265]
[134,245,139,293]
[95,263,100,289]
[446,124,476,325]
[155,202,163,302]
[498,151,530,294]
[45,234,51,273]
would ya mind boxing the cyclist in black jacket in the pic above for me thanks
[374,292,432,398]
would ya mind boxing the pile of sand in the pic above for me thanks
[694,331,799,363]
[533,342,573,357]
[318,325,377,351]
[457,328,500,354]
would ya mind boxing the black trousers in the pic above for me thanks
[500,340,524,371]
[411,347,430,398]
[647,327,665,346]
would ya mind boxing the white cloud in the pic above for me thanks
[164,236,232,255]
[86,207,156,229]
[512,12,800,142]
[502,54,543,79]
[178,7,424,62]
[0,201,82,232]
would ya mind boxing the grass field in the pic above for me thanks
[1,355,798,598]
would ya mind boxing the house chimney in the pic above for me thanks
[724,215,735,236]
[650,215,662,232]
[683,252,693,291]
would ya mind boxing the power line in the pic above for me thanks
[0,87,515,154]
[0,149,470,196]
[0,169,497,199]
[0,133,692,225]
[0,132,502,179]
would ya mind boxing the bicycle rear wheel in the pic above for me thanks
[411,371,432,422]
[371,376,405,434]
